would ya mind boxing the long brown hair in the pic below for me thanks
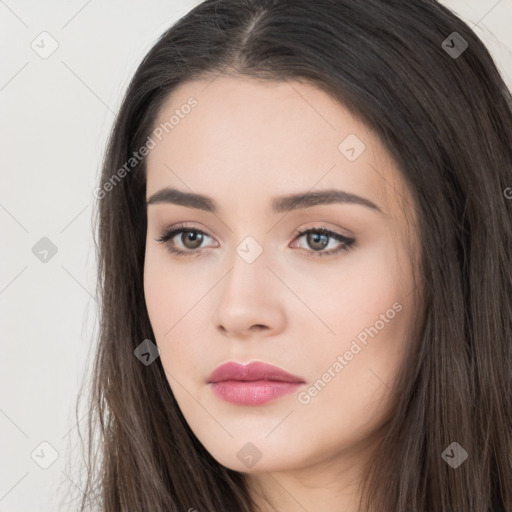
[73,0,512,510]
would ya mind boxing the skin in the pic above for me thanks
[143,74,421,512]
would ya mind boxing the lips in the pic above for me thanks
[207,361,305,384]
[207,361,305,406]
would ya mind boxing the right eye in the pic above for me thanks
[155,224,218,257]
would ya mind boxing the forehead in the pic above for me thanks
[145,75,405,218]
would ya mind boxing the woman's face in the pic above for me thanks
[143,75,420,475]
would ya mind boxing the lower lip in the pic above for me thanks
[210,380,303,406]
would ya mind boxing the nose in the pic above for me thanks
[213,248,286,339]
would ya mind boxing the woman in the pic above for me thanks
[76,0,512,510]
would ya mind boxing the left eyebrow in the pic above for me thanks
[146,187,383,214]
[271,189,383,214]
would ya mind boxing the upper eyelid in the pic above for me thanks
[156,224,352,246]
[155,224,356,260]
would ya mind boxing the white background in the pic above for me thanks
[1,1,511,510]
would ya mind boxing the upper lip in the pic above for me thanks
[208,361,305,384]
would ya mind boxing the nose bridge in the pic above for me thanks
[213,231,285,334]
[224,233,269,298]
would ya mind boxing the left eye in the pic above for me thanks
[291,227,355,256]
[155,225,356,258]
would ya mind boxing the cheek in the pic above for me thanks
[143,249,170,336]
[294,301,410,455]
[143,245,207,375]
[143,243,196,332]
[300,238,413,419]
[319,239,404,335]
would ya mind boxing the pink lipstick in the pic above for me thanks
[207,361,305,406]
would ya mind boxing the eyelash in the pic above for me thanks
[295,227,355,257]
[154,223,356,258]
